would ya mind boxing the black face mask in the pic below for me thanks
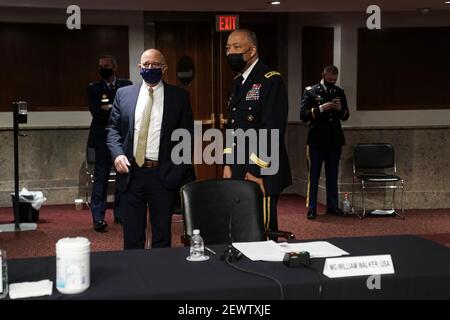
[227,48,253,72]
[99,67,114,79]
[323,79,335,89]
[227,53,247,72]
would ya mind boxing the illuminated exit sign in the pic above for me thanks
[215,15,239,32]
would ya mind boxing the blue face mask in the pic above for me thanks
[140,67,162,84]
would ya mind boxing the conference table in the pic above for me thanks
[7,235,450,300]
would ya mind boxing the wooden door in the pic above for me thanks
[156,21,280,181]
[156,22,228,180]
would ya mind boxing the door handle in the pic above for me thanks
[201,113,215,128]
[219,113,228,129]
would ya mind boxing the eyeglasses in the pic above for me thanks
[140,63,163,69]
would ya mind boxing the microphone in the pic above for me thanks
[221,197,242,262]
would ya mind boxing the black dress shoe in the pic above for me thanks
[326,208,345,216]
[93,220,108,231]
[307,209,317,220]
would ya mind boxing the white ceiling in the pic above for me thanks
[0,0,449,12]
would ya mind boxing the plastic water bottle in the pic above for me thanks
[343,193,351,216]
[187,229,209,261]
[0,249,8,299]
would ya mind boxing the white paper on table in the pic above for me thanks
[232,240,285,261]
[277,241,349,258]
[233,240,349,262]
[9,280,53,299]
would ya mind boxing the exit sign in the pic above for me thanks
[215,15,239,32]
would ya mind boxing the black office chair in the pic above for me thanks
[173,165,197,218]
[180,179,295,246]
[352,143,405,219]
[85,147,116,207]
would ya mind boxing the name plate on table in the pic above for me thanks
[323,254,394,278]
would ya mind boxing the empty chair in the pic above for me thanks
[352,143,405,219]
[181,179,295,246]
[172,164,197,218]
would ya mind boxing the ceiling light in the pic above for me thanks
[269,1,281,5]
[445,1,450,4]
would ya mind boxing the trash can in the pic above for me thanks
[11,194,39,223]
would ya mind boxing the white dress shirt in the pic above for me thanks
[241,58,259,84]
[133,80,164,161]
[103,77,116,88]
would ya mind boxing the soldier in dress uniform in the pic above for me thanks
[223,29,292,236]
[300,65,349,219]
[87,54,132,231]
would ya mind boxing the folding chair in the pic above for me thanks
[352,143,405,219]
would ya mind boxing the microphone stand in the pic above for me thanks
[0,101,37,233]
[221,208,242,262]
[12,102,28,230]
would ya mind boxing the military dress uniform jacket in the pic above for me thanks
[300,83,349,147]
[224,60,292,195]
[87,79,133,148]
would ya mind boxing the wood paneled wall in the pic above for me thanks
[301,27,334,90]
[357,27,450,110]
[0,22,129,111]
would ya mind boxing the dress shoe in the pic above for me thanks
[326,208,346,216]
[307,209,317,220]
[114,217,122,225]
[93,220,108,232]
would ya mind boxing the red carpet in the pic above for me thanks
[1,194,449,259]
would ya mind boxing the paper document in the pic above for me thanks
[232,241,285,262]
[233,240,349,262]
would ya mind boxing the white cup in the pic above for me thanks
[74,199,83,211]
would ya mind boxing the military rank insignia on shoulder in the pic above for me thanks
[264,71,281,79]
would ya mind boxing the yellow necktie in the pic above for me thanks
[135,87,154,167]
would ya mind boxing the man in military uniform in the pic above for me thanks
[300,65,349,219]
[223,29,292,236]
[87,54,132,231]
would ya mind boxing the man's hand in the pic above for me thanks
[332,98,341,111]
[245,172,265,196]
[114,155,130,174]
[320,101,337,112]
[223,165,232,179]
